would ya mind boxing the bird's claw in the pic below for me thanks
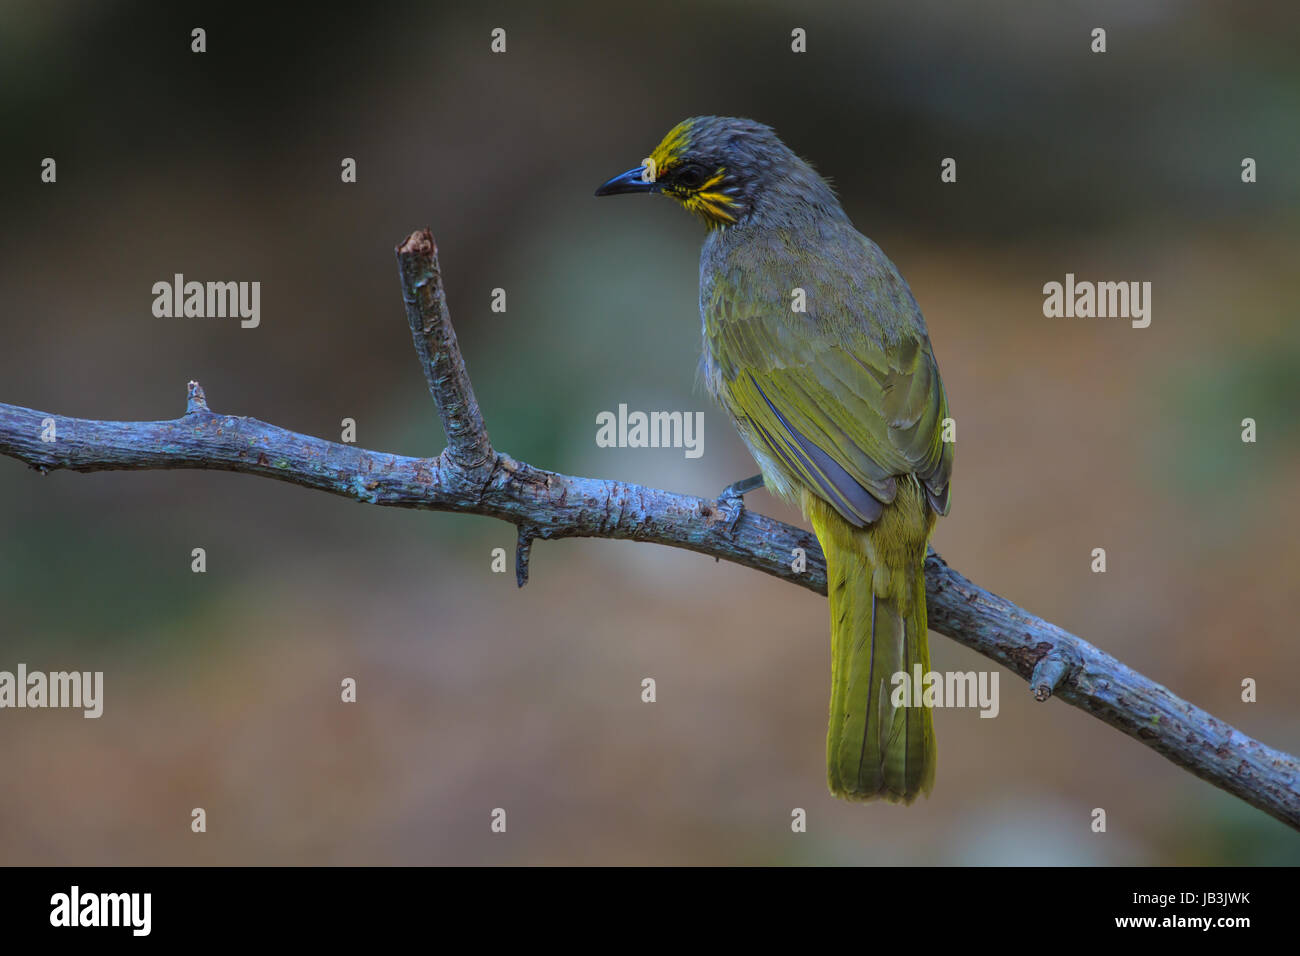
[714,473,764,535]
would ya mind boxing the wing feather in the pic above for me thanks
[704,225,952,524]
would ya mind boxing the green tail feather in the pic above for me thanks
[808,487,936,804]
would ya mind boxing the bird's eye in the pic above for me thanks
[674,163,709,189]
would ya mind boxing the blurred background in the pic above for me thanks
[0,0,1297,864]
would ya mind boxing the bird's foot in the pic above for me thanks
[714,473,764,535]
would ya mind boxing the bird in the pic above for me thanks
[595,117,953,803]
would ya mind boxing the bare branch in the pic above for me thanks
[515,524,537,588]
[1,231,1296,832]
[397,229,493,473]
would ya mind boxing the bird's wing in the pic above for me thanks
[708,274,952,527]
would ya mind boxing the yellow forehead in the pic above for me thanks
[642,118,694,182]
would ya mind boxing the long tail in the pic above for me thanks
[805,481,936,803]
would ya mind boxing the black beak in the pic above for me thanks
[594,165,659,197]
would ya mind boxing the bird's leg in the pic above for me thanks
[715,473,764,534]
[720,473,765,501]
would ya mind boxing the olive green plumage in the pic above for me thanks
[596,116,952,803]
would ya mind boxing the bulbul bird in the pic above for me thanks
[596,117,953,803]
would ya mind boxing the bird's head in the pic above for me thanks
[594,116,839,230]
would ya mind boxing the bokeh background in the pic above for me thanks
[1,0,1297,864]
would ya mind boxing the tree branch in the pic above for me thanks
[2,228,1296,831]
[397,230,493,474]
